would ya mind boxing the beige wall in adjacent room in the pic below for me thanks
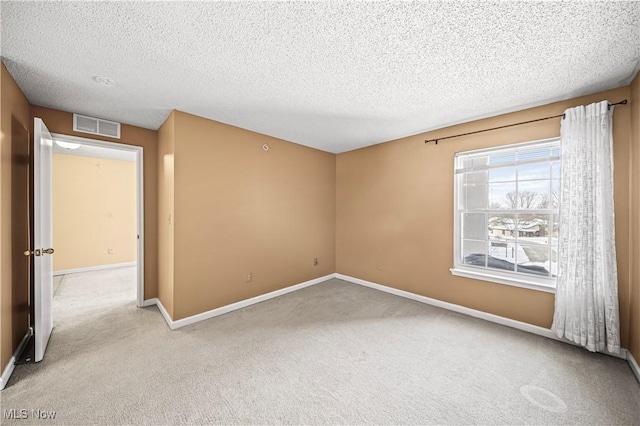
[52,154,136,271]
[163,111,336,320]
[157,111,175,318]
[0,63,32,373]
[630,72,640,362]
[336,86,635,349]
[31,106,158,300]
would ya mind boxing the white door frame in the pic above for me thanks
[51,133,145,307]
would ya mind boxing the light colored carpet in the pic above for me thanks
[2,267,639,425]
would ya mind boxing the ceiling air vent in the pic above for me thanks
[73,114,121,139]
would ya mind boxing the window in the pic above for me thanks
[450,139,560,293]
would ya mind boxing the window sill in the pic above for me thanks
[450,267,556,294]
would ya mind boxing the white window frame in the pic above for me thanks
[450,138,560,294]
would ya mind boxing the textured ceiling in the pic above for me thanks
[2,1,639,153]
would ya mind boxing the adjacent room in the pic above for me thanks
[1,1,639,425]
[51,140,139,334]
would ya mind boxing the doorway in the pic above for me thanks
[50,133,144,308]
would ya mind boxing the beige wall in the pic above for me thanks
[0,63,31,371]
[52,154,136,271]
[157,111,175,318]
[337,86,634,348]
[31,106,158,300]
[161,111,336,320]
[630,72,640,361]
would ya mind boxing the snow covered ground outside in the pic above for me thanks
[487,236,557,277]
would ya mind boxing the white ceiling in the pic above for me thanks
[2,2,639,153]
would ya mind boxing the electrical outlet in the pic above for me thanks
[376,260,383,271]
[107,212,114,219]
[245,272,252,283]
[314,257,318,266]
[108,248,115,255]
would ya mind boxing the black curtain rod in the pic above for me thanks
[425,99,628,145]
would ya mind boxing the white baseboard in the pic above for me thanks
[142,271,636,375]
[0,329,32,391]
[141,297,173,329]
[141,298,159,308]
[54,261,136,276]
[628,351,640,383]
[335,273,629,361]
[142,297,175,330]
[171,274,335,329]
[154,299,173,328]
[144,274,336,330]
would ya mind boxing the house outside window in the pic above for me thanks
[450,138,560,293]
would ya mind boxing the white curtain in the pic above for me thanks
[552,100,620,354]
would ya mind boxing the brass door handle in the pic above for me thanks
[23,248,52,256]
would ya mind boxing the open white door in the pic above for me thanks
[33,117,54,362]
